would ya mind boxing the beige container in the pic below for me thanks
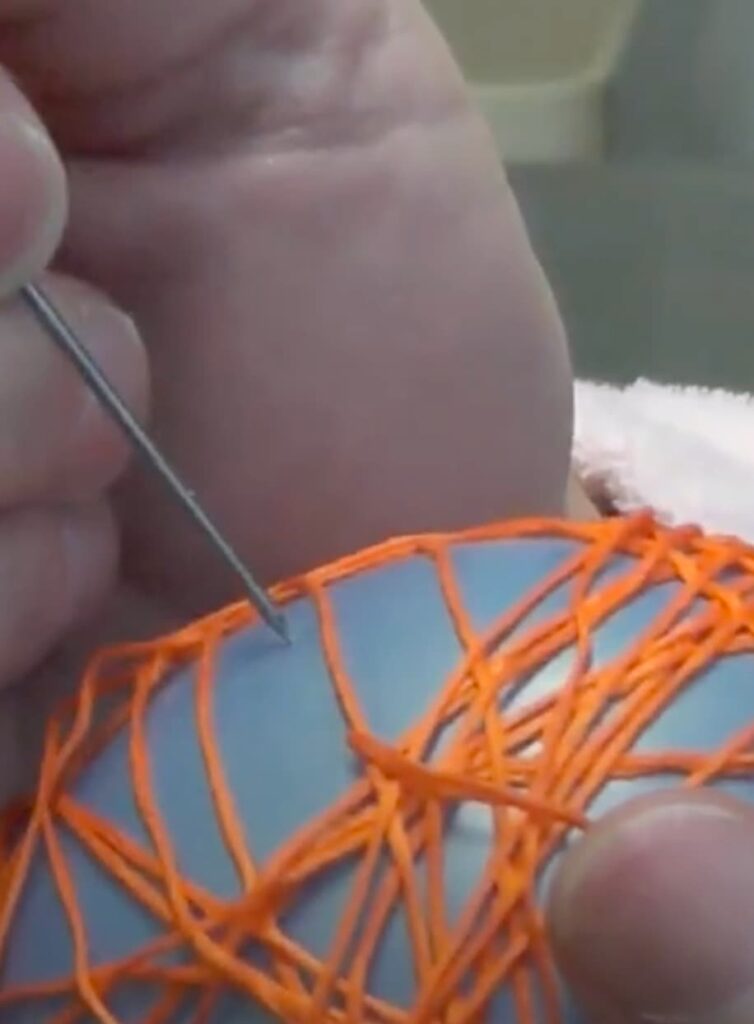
[427,0,642,162]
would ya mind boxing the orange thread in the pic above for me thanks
[3,512,754,1022]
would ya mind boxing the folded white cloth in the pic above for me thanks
[573,378,754,544]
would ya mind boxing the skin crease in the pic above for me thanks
[0,0,574,936]
[7,9,753,1024]
[13,0,572,606]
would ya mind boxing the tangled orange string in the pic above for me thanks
[3,512,754,1024]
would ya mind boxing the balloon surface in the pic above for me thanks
[3,514,754,1024]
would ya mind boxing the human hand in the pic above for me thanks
[548,788,754,1023]
[1,9,752,1024]
[0,3,572,792]
[0,78,148,687]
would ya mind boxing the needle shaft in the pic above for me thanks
[20,282,289,644]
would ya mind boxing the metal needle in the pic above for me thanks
[20,282,290,644]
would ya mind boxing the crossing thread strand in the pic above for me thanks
[3,512,754,1022]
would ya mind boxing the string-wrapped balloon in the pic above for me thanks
[3,512,754,1023]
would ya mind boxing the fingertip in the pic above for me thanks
[547,789,754,1023]
[58,286,151,497]
[0,95,67,293]
[0,273,150,504]
[59,500,119,626]
[0,502,117,688]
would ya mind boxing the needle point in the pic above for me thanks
[269,611,292,646]
[20,281,291,646]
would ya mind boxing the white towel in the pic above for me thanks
[573,378,754,544]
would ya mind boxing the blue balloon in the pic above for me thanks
[3,528,754,1024]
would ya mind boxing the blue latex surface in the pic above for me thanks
[4,534,754,1023]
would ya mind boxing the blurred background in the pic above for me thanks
[426,0,754,388]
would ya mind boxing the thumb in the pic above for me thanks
[547,790,754,1024]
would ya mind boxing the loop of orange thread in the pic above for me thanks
[3,513,754,1022]
[347,730,587,830]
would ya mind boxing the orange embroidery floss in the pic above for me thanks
[3,512,754,1024]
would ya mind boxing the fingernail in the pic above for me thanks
[0,114,67,291]
[65,297,149,493]
[72,298,147,426]
[60,504,116,623]
[548,791,754,1023]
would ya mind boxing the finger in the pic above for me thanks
[0,500,116,688]
[0,273,149,505]
[0,68,67,293]
[547,789,754,1024]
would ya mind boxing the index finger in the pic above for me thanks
[0,68,67,294]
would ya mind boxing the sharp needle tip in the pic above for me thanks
[262,605,292,645]
[274,615,292,646]
[244,578,290,644]
[22,282,294,647]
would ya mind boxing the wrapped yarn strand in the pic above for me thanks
[3,513,754,1023]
